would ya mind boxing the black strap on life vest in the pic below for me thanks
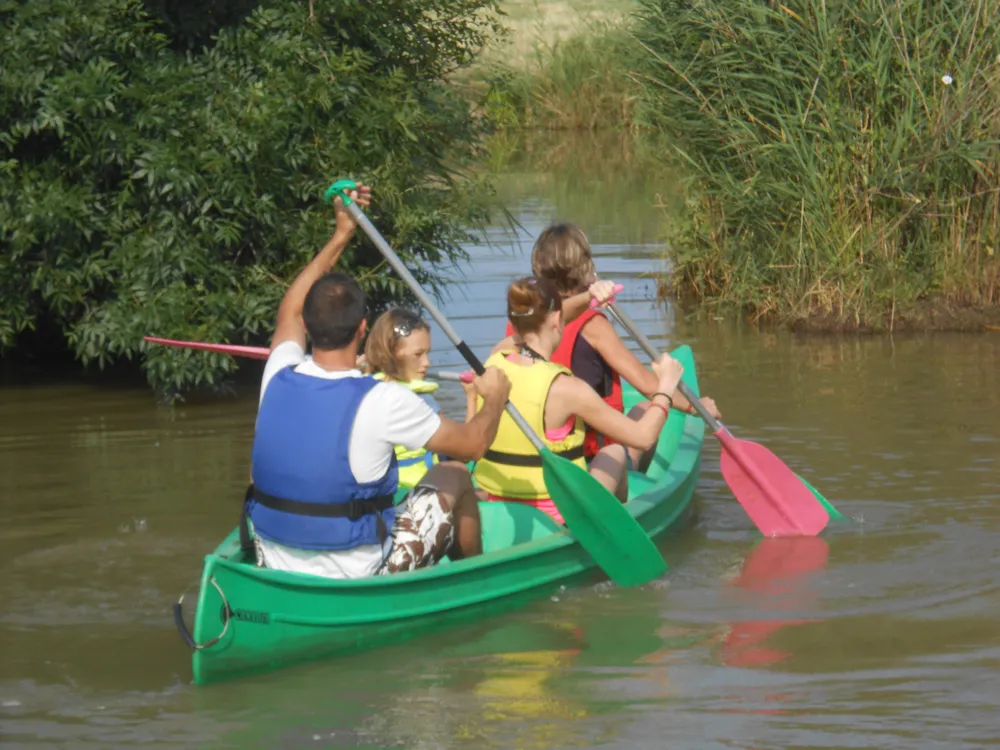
[240,484,394,553]
[483,445,585,467]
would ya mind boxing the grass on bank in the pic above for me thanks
[477,2,641,131]
[634,0,1000,330]
[486,0,636,63]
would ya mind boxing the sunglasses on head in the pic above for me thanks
[392,316,424,338]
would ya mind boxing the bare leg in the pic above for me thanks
[589,444,629,503]
[419,461,482,560]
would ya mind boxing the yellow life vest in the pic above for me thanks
[373,373,441,489]
[473,351,587,500]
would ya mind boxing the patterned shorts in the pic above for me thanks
[379,486,455,575]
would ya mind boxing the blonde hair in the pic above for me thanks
[364,307,430,379]
[531,223,596,296]
[507,276,561,336]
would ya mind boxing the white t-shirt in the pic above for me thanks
[253,341,442,579]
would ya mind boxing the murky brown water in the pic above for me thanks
[2,148,999,748]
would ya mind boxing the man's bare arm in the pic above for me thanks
[425,367,510,461]
[270,184,372,350]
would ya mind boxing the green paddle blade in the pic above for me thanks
[797,474,849,522]
[539,447,668,587]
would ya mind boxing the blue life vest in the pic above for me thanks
[248,368,398,550]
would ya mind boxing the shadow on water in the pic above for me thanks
[2,133,999,748]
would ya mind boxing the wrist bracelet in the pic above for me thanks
[649,402,670,418]
[651,391,674,409]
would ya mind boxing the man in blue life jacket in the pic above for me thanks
[246,183,511,578]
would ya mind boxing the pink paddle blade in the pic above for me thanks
[144,337,270,360]
[717,431,829,537]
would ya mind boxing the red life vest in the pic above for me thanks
[505,309,623,459]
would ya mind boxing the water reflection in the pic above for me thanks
[716,537,830,725]
[720,537,830,670]
[434,593,670,748]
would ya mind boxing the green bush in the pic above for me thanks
[635,0,1000,328]
[0,0,500,394]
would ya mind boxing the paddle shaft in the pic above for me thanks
[145,337,472,384]
[144,337,269,360]
[343,201,545,451]
[605,305,724,432]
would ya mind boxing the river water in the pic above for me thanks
[2,141,999,748]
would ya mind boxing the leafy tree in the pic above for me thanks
[0,0,501,394]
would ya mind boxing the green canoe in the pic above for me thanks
[176,344,705,685]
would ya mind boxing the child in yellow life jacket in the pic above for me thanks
[364,308,453,489]
[473,277,687,524]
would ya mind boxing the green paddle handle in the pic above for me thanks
[324,179,359,206]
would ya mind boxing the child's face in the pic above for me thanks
[394,329,431,382]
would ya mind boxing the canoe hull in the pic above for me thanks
[185,345,705,685]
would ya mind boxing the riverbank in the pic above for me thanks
[483,0,1000,332]
[668,292,1000,334]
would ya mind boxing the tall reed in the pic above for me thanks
[634,0,1000,328]
[483,22,641,131]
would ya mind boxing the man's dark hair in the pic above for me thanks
[302,273,367,350]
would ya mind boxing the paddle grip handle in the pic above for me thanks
[588,283,625,308]
[338,189,546,452]
[325,179,359,207]
[145,337,271,360]
[607,304,724,433]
